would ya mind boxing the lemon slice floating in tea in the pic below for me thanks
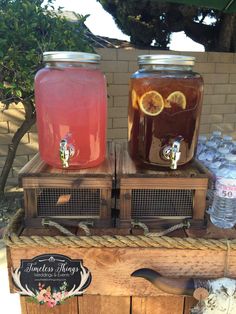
[131,89,139,110]
[166,91,186,109]
[139,91,164,116]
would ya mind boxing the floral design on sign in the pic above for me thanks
[11,254,92,308]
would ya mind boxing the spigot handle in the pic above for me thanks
[171,151,181,169]
[170,137,183,170]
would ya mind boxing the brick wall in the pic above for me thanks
[1,48,236,190]
[0,102,38,190]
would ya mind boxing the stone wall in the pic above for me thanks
[1,48,236,190]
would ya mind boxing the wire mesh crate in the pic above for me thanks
[117,143,209,228]
[19,142,115,228]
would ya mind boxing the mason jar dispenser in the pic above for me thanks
[128,54,204,169]
[35,51,107,169]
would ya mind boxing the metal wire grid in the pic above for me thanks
[131,189,193,218]
[36,188,101,217]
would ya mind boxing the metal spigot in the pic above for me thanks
[59,138,75,168]
[170,136,183,169]
[162,136,183,170]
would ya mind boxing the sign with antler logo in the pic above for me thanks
[11,254,92,308]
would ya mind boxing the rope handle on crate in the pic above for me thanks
[42,218,93,236]
[131,220,191,236]
[3,208,236,251]
[41,218,188,237]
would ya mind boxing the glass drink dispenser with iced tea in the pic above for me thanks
[128,55,204,169]
[35,51,107,169]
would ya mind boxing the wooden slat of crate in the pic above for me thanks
[20,295,196,314]
[20,295,131,314]
[20,296,78,314]
[116,142,209,178]
[132,296,185,314]
[19,141,115,188]
[8,245,236,297]
[183,296,198,314]
[79,295,131,314]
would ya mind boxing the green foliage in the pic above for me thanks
[98,0,236,52]
[98,0,171,48]
[0,0,92,105]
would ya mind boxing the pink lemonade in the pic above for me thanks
[34,52,107,169]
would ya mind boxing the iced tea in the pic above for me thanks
[128,65,204,168]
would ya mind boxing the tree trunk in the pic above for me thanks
[183,19,218,50]
[0,101,36,197]
[218,13,236,52]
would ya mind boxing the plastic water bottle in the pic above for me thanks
[196,135,207,158]
[210,154,236,228]
[230,141,236,154]
[207,149,228,209]
[219,135,233,151]
[211,147,230,166]
[199,141,216,168]
[209,130,222,146]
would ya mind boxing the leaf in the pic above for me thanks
[26,297,39,304]
[15,89,22,98]
[46,286,51,292]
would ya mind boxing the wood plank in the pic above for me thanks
[120,177,208,189]
[22,177,112,189]
[20,297,28,314]
[20,296,78,314]
[78,295,101,314]
[183,296,198,314]
[100,189,112,220]
[118,142,208,178]
[187,215,236,239]
[6,247,15,293]
[19,141,115,181]
[193,189,207,220]
[19,153,44,175]
[99,296,130,314]
[24,189,37,218]
[8,246,236,296]
[119,189,132,220]
[79,295,130,314]
[132,296,184,314]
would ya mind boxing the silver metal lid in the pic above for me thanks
[43,51,101,63]
[138,54,195,66]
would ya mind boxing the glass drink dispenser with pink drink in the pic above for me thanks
[34,51,107,169]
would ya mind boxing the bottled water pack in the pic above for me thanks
[196,131,236,228]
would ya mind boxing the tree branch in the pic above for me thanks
[218,13,236,51]
[183,20,219,50]
[0,100,36,196]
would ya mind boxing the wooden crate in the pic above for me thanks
[7,220,236,314]
[19,142,115,228]
[7,206,236,314]
[7,225,199,314]
[117,143,209,228]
